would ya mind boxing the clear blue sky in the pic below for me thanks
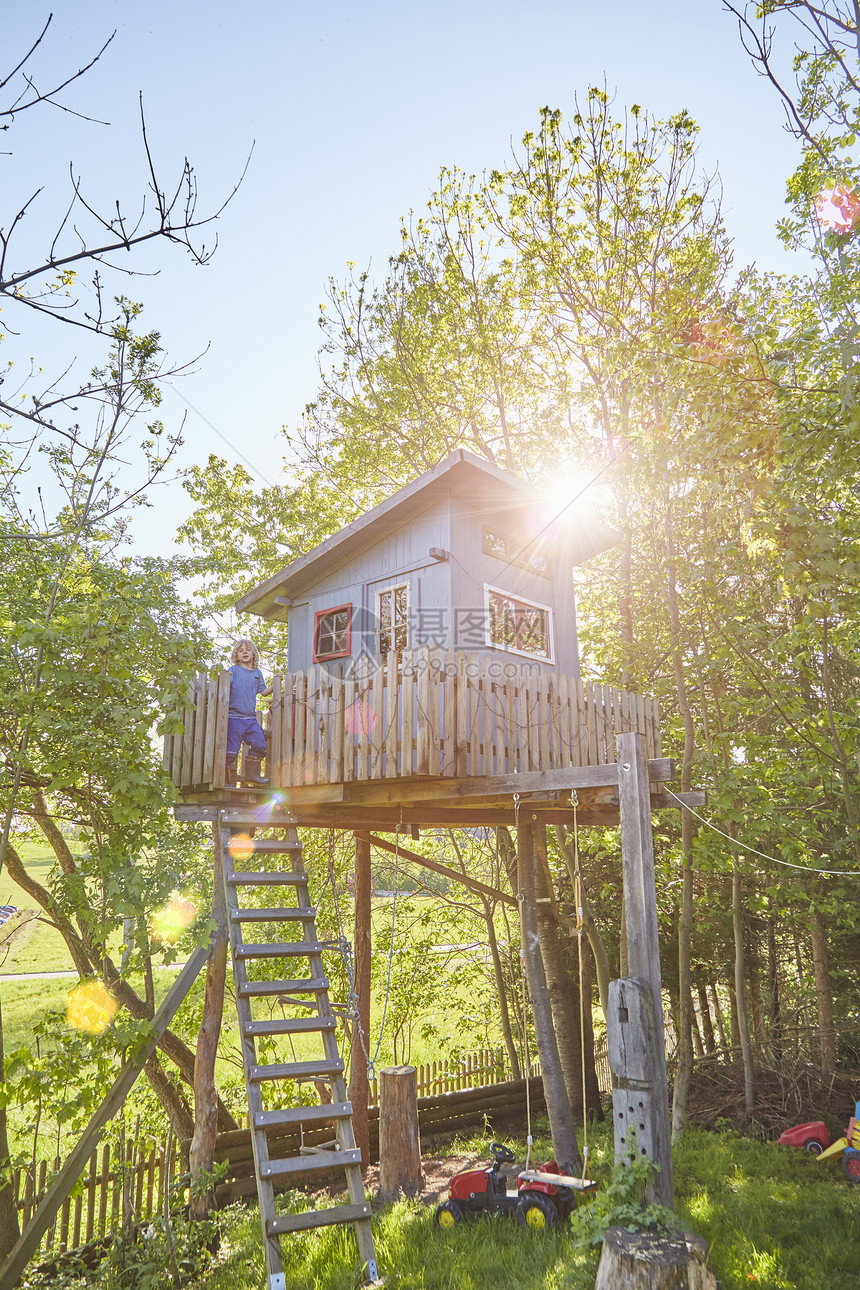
[5,1,802,554]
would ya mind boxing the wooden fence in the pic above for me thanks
[164,647,661,793]
[12,1121,183,1260]
[12,1042,611,1260]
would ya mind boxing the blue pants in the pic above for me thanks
[227,715,267,758]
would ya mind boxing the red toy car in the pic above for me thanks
[434,1141,594,1231]
[776,1121,831,1155]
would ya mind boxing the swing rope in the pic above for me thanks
[571,790,592,1184]
[513,791,534,1174]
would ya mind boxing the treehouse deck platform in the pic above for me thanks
[165,647,690,829]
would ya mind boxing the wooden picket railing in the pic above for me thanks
[164,647,660,795]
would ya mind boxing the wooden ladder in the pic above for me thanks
[220,813,378,1289]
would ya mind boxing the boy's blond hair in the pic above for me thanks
[230,638,260,667]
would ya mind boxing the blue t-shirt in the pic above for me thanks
[229,665,267,717]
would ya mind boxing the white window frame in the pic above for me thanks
[376,581,410,656]
[483,583,554,663]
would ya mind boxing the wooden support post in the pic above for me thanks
[349,832,372,1169]
[616,730,673,1208]
[378,1066,422,1201]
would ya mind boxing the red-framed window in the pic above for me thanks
[313,604,353,662]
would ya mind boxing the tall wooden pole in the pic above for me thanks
[349,832,372,1168]
[616,731,673,1207]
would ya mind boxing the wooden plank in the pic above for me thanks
[97,1144,109,1239]
[0,947,207,1290]
[652,695,663,759]
[481,656,496,777]
[294,669,309,787]
[270,673,283,786]
[416,645,430,776]
[616,730,673,1208]
[211,670,230,791]
[316,667,330,784]
[538,669,551,770]
[305,664,319,785]
[503,670,515,775]
[268,1201,372,1235]
[344,759,674,803]
[190,673,205,787]
[384,649,399,778]
[370,655,385,779]
[584,680,597,766]
[442,648,457,776]
[342,660,355,783]
[456,656,469,777]
[180,683,196,790]
[255,1103,353,1130]
[557,672,571,767]
[170,692,186,787]
[401,647,414,776]
[427,647,442,775]
[467,655,480,777]
[356,654,371,781]
[202,674,218,785]
[331,667,345,784]
[84,1150,97,1243]
[527,668,540,771]
[283,670,297,790]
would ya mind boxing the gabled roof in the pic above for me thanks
[237,449,618,621]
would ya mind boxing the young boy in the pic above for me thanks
[226,638,272,787]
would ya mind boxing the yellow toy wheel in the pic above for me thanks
[516,1193,557,1231]
[434,1200,463,1229]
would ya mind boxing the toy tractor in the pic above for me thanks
[433,1141,595,1232]
[816,1099,860,1182]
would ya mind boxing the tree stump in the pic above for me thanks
[595,1227,718,1290]
[378,1066,423,1201]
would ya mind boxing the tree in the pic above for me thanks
[0,15,243,1252]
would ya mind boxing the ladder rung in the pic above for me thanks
[227,871,309,886]
[255,1102,352,1129]
[230,838,303,853]
[261,1148,362,1180]
[244,1017,336,1036]
[238,977,329,997]
[221,811,299,827]
[232,907,317,922]
[268,1202,372,1235]
[235,942,324,959]
[250,1059,344,1082]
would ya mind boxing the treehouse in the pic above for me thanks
[165,449,674,830]
[153,451,690,1288]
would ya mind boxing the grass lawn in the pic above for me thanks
[0,843,77,974]
[181,1121,860,1290]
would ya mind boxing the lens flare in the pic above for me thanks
[345,700,375,738]
[150,895,197,944]
[815,185,860,234]
[67,981,119,1035]
[228,833,255,861]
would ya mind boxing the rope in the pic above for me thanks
[663,788,860,876]
[513,792,534,1173]
[370,816,401,1069]
[571,791,591,1184]
[326,830,370,1078]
